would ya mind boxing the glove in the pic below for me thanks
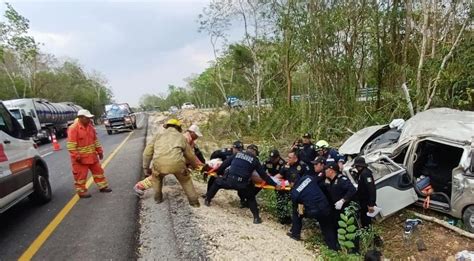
[98,152,104,160]
[335,199,345,210]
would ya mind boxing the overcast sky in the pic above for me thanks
[5,0,236,106]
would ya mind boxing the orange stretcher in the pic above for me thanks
[203,171,291,191]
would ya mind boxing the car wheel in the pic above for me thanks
[29,166,52,204]
[107,130,112,135]
[463,205,474,233]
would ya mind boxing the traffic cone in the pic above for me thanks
[52,133,61,151]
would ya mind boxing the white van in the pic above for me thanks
[0,101,52,213]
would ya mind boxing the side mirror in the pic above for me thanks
[22,116,38,137]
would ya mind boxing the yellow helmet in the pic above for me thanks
[316,140,329,149]
[166,119,181,127]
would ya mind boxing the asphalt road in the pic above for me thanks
[0,114,147,260]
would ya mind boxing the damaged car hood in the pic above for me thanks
[339,125,386,155]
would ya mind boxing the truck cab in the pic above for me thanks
[0,101,52,213]
[103,103,137,135]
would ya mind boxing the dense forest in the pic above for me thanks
[0,3,112,116]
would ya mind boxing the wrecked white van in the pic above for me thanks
[340,108,474,232]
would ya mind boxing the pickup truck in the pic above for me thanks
[103,103,137,135]
[0,100,52,213]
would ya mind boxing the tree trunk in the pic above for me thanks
[402,0,412,83]
[415,0,430,112]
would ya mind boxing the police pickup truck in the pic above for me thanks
[0,101,52,213]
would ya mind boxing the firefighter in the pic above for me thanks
[316,140,345,171]
[142,119,201,207]
[67,109,112,198]
[274,151,311,224]
[205,144,281,224]
[134,123,203,197]
[292,133,318,166]
[289,172,338,250]
[352,156,377,228]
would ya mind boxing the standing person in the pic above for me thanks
[311,156,327,182]
[142,119,201,207]
[293,133,318,166]
[316,140,345,171]
[288,173,339,250]
[67,109,112,198]
[205,144,281,224]
[274,151,311,224]
[352,156,377,228]
[323,161,356,221]
[134,123,203,197]
[263,149,286,177]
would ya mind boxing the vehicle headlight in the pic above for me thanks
[104,120,110,125]
[124,117,131,122]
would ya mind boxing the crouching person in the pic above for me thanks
[288,173,339,251]
[142,119,201,207]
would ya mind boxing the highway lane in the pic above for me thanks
[0,114,147,260]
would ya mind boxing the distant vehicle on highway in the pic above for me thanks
[225,96,243,108]
[103,103,137,135]
[181,102,196,110]
[4,98,82,143]
[0,100,52,213]
[169,106,179,113]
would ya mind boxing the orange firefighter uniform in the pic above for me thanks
[67,121,108,194]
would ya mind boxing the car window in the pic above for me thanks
[363,128,401,154]
[0,104,19,138]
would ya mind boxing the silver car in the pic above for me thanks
[340,108,474,232]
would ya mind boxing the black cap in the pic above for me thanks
[302,133,312,139]
[353,156,368,167]
[233,140,243,149]
[247,144,259,156]
[311,156,326,165]
[269,149,280,158]
[324,161,339,172]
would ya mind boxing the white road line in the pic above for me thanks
[41,151,54,158]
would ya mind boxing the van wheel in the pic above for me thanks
[463,206,474,233]
[29,166,52,204]
[107,130,112,135]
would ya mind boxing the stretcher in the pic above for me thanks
[202,170,291,191]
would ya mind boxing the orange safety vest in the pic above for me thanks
[67,121,103,164]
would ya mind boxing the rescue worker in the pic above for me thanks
[311,156,326,183]
[134,123,203,197]
[263,149,286,177]
[352,156,377,228]
[67,109,112,198]
[142,119,201,207]
[205,144,281,224]
[292,133,318,166]
[316,140,345,171]
[274,151,311,224]
[323,160,356,220]
[288,172,338,250]
[204,141,244,198]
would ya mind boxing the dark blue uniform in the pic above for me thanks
[355,168,377,227]
[206,151,277,221]
[290,175,338,250]
[324,148,345,163]
[324,173,356,220]
[296,143,318,165]
[275,161,311,224]
[210,148,233,161]
[263,158,286,176]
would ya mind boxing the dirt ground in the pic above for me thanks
[141,110,474,260]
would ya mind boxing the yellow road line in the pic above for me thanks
[19,131,134,261]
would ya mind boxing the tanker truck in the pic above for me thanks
[3,98,83,143]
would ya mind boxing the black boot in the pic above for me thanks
[204,199,211,206]
[253,217,262,224]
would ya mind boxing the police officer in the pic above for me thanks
[352,156,377,228]
[274,151,311,224]
[264,149,286,176]
[323,161,356,220]
[289,173,338,250]
[204,141,244,198]
[310,156,326,182]
[316,140,345,171]
[293,133,318,166]
[205,144,280,224]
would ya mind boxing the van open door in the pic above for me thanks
[368,156,418,218]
